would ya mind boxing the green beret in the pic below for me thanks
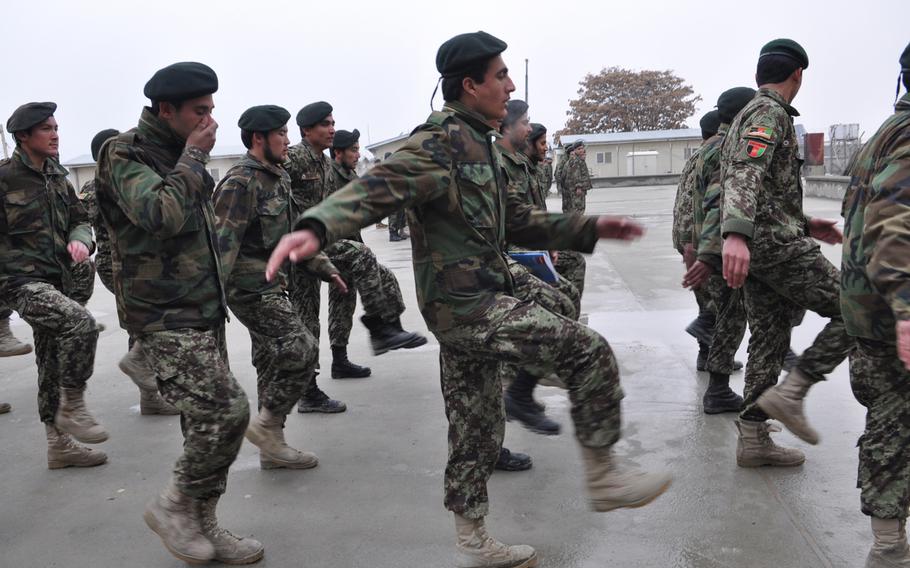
[700,110,721,138]
[6,101,56,133]
[238,105,291,132]
[144,62,218,102]
[900,42,910,71]
[296,101,333,128]
[716,87,756,123]
[333,129,360,149]
[436,31,507,77]
[91,128,120,162]
[529,123,547,142]
[760,38,808,69]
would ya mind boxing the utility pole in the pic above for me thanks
[525,59,529,103]
[0,125,9,159]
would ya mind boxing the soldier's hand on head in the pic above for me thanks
[330,274,349,295]
[67,241,90,263]
[898,321,910,371]
[808,218,843,245]
[682,260,713,290]
[595,215,644,241]
[722,234,750,289]
[265,229,321,282]
[682,243,696,269]
[187,115,218,154]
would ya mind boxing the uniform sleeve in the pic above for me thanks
[864,144,910,320]
[505,182,598,252]
[697,176,724,262]
[672,160,697,251]
[721,109,783,239]
[212,174,253,280]
[296,125,453,246]
[65,179,94,251]
[103,141,211,239]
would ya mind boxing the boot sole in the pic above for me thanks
[736,456,805,468]
[143,509,215,565]
[48,457,108,469]
[297,405,346,414]
[331,371,372,379]
[590,478,672,512]
[505,414,561,436]
[217,548,265,565]
[260,459,318,470]
[756,393,820,445]
[372,335,427,356]
[0,346,33,357]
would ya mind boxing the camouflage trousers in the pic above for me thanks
[562,189,586,214]
[0,281,99,422]
[138,324,249,499]
[436,294,624,519]
[740,248,853,422]
[95,244,115,294]
[230,293,318,415]
[389,209,407,235]
[702,273,747,375]
[850,338,910,520]
[555,251,587,304]
[68,260,96,307]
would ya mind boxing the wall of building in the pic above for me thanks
[66,156,243,190]
[584,138,701,178]
[367,137,408,161]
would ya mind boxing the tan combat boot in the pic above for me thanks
[867,517,910,567]
[580,446,672,511]
[0,316,32,357]
[0,402,11,414]
[245,407,318,470]
[55,387,108,443]
[140,389,180,415]
[735,419,805,467]
[454,514,537,568]
[46,423,107,469]
[756,369,820,445]
[119,343,158,391]
[143,482,215,565]
[199,496,265,565]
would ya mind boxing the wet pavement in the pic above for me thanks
[0,186,867,567]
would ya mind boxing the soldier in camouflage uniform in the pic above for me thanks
[286,103,426,412]
[563,141,592,214]
[840,44,910,568]
[718,40,852,468]
[554,143,571,198]
[215,105,347,471]
[268,32,670,568]
[0,102,108,469]
[554,141,588,302]
[95,63,262,565]
[538,155,553,198]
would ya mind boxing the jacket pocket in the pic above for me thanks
[2,188,45,234]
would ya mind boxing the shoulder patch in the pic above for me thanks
[746,140,768,158]
[745,126,774,141]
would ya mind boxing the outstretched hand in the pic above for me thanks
[68,241,90,263]
[808,218,843,245]
[265,229,321,282]
[898,321,910,371]
[595,216,645,241]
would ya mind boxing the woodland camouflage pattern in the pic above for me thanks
[562,153,591,213]
[79,178,114,292]
[671,149,699,253]
[693,125,729,264]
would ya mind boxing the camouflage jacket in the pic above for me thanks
[328,160,363,242]
[95,107,227,334]
[564,154,592,195]
[295,101,598,333]
[79,178,111,263]
[720,88,814,267]
[671,148,700,253]
[285,138,332,212]
[499,146,545,210]
[538,161,553,198]
[0,148,92,292]
[554,155,567,193]
[694,125,729,266]
[213,153,339,305]
[840,92,910,342]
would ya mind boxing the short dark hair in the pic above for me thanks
[240,129,265,150]
[441,58,492,102]
[149,100,184,116]
[756,54,801,85]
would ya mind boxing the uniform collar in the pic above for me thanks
[240,152,285,178]
[13,147,67,176]
[138,107,186,152]
[896,92,910,111]
[757,88,800,117]
[443,101,501,139]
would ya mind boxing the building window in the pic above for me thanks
[604,151,612,164]
[209,168,220,181]
[596,152,604,164]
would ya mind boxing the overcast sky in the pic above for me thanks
[2,0,906,162]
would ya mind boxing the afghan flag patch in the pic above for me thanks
[746,140,768,158]
[746,126,774,141]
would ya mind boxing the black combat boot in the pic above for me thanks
[361,314,425,355]
[297,380,347,414]
[782,348,799,372]
[392,317,428,349]
[494,447,532,472]
[504,371,560,435]
[389,230,405,242]
[331,345,371,379]
[696,341,709,372]
[702,372,744,414]
[686,312,715,346]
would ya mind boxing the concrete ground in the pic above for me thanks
[0,186,869,567]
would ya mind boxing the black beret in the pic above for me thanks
[6,101,56,133]
[503,100,529,128]
[760,38,808,69]
[436,31,507,77]
[700,110,721,138]
[144,62,218,102]
[563,141,578,153]
[91,128,120,162]
[716,87,756,123]
[333,129,360,149]
[237,105,291,132]
[529,123,547,142]
[296,101,333,128]
[901,42,910,71]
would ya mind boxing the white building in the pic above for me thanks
[365,133,408,162]
[559,129,703,187]
[62,145,248,190]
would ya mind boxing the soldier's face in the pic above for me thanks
[17,117,59,161]
[263,126,290,164]
[160,95,215,140]
[531,135,547,161]
[507,114,531,151]
[467,55,515,121]
[576,146,586,159]
[304,115,335,152]
[339,143,360,168]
